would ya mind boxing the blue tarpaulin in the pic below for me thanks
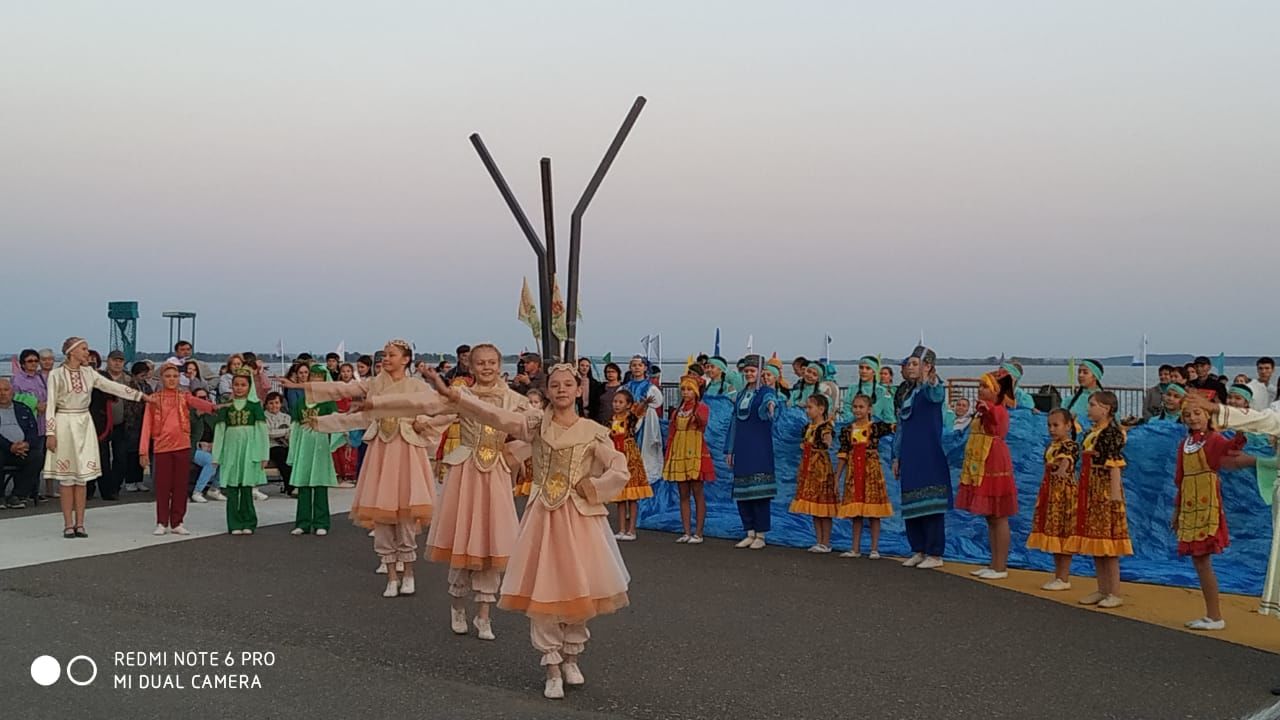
[638,395,1276,595]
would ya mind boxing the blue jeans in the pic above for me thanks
[192,449,220,493]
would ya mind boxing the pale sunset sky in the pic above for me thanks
[3,1,1277,359]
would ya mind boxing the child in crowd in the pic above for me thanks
[835,394,895,558]
[264,392,294,496]
[1174,392,1253,630]
[332,362,360,488]
[513,388,544,498]
[664,373,713,544]
[190,387,224,504]
[956,370,1018,580]
[287,365,343,536]
[1026,408,1081,590]
[213,371,270,535]
[790,394,838,553]
[1074,391,1131,609]
[611,389,652,541]
[140,364,217,536]
[1228,384,1254,410]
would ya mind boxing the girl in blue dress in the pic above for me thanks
[726,357,779,550]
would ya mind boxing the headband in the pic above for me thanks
[762,364,781,378]
[1000,363,1022,382]
[708,358,729,374]
[62,337,87,355]
[1081,359,1104,381]
[858,355,881,372]
[1166,384,1188,397]
[1229,384,1254,402]
[547,363,580,381]
[386,338,413,356]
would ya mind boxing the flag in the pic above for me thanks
[602,352,612,364]
[335,340,346,362]
[653,334,662,368]
[686,354,695,369]
[639,335,651,358]
[1067,357,1076,388]
[548,276,581,341]
[517,277,540,337]
[277,338,286,375]
[747,334,754,354]
[1131,334,1147,367]
[714,328,721,356]
[1212,352,1226,377]
[823,334,833,362]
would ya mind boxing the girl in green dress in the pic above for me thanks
[288,365,343,536]
[212,371,271,535]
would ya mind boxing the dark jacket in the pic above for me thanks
[2,402,39,447]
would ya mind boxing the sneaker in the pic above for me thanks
[749,536,766,550]
[231,529,244,536]
[451,608,468,635]
[252,489,269,501]
[917,556,944,570]
[814,544,832,554]
[562,662,585,687]
[613,531,626,540]
[688,535,704,544]
[399,576,415,595]
[474,617,495,641]
[383,580,400,599]
[191,492,209,504]
[315,528,328,537]
[1078,591,1105,606]
[5,498,26,509]
[1041,578,1072,591]
[1097,594,1124,609]
[367,529,375,537]
[291,528,305,536]
[543,676,564,700]
[734,533,756,549]
[807,544,824,553]
[1187,617,1225,631]
[244,529,253,535]
[868,551,881,560]
[206,488,226,501]
[622,532,637,541]
[153,524,166,536]
[171,525,190,536]
[840,550,861,558]
[675,534,691,543]
[970,566,990,576]
[338,481,356,489]
[902,553,925,567]
[376,563,388,575]
[1185,617,1210,628]
[976,569,1008,580]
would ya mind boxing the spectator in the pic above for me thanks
[1189,355,1227,403]
[1169,366,1189,385]
[11,349,49,499]
[576,357,604,420]
[86,350,116,500]
[1184,363,1198,383]
[1143,365,1175,419]
[444,344,472,383]
[595,362,624,425]
[184,360,208,394]
[414,359,431,378]
[264,392,294,496]
[99,350,135,499]
[0,378,41,508]
[121,361,153,492]
[38,348,55,378]
[951,397,974,432]
[510,353,546,395]
[435,360,453,376]
[217,353,246,402]
[189,386,224,503]
[1249,357,1276,411]
[325,352,341,379]
[791,356,810,384]
[283,362,309,414]
[356,355,374,380]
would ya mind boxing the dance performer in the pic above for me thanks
[1063,359,1104,425]
[835,394,894,558]
[663,373,714,544]
[892,345,950,570]
[611,389,654,541]
[622,356,664,481]
[287,365,344,537]
[1001,362,1037,410]
[702,356,740,399]
[1071,391,1131,609]
[1026,408,1081,590]
[368,364,630,700]
[790,394,838,553]
[955,370,1018,580]
[726,357,779,550]
[838,356,894,424]
[45,337,149,537]
[513,388,545,498]
[295,340,439,596]
[212,370,270,535]
[139,363,217,536]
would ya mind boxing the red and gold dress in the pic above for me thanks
[955,401,1017,518]
[612,412,653,501]
[1026,439,1080,554]
[835,420,894,518]
[663,401,714,482]
[1174,430,1245,557]
[790,421,838,517]
[514,456,534,497]
[331,396,359,480]
[1071,421,1133,557]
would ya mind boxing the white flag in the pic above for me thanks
[747,334,754,354]
[653,334,662,367]
[276,338,286,375]
[639,335,651,358]
[1131,334,1148,367]
[335,340,346,361]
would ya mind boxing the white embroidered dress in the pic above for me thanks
[44,365,142,483]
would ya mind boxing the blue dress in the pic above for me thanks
[726,384,777,501]
[893,380,951,519]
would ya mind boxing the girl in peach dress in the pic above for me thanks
[367,362,630,701]
[294,339,445,599]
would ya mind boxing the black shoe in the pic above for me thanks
[5,498,26,509]
[1272,686,1280,696]
[102,495,119,501]
[73,526,88,538]
[63,528,76,539]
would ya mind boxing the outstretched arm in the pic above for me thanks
[306,380,369,403]
[577,437,630,505]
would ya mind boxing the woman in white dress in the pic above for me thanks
[44,337,151,538]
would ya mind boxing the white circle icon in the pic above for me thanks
[66,656,98,686]
[30,655,61,686]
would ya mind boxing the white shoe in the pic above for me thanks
[291,528,304,536]
[975,568,1008,580]
[868,551,881,560]
[383,580,400,598]
[614,531,626,540]
[1185,616,1209,628]
[902,553,925,567]
[676,534,691,543]
[1041,578,1072,591]
[562,662,585,686]
[735,532,756,549]
[338,481,357,489]
[688,535,704,544]
[367,529,375,537]
[231,529,244,536]
[172,525,190,536]
[970,566,989,576]
[451,608,468,634]
[473,617,495,641]
[124,483,137,492]
[376,563,388,575]
[840,550,861,558]
[152,524,166,536]
[815,544,832,554]
[543,676,564,700]
[315,528,328,536]
[1188,618,1225,631]
[206,488,226,501]
[191,492,209,504]
[749,536,766,550]
[399,576,415,595]
[1097,594,1124,609]
[243,529,253,535]
[917,556,944,570]
[807,544,824,553]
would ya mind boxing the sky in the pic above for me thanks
[3,1,1278,360]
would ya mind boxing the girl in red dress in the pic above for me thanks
[956,370,1017,580]
[1174,393,1253,630]
[611,389,653,541]
[331,363,360,486]
[789,395,838,553]
[835,394,895,558]
[1026,408,1081,591]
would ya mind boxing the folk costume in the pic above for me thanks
[288,365,344,534]
[893,345,950,561]
[836,420,895,519]
[1026,438,1081,554]
[45,340,144,486]
[955,372,1018,518]
[212,387,270,533]
[790,420,838,518]
[663,375,714,483]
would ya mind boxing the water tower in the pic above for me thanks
[163,311,197,353]
[107,301,139,362]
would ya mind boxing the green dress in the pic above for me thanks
[213,399,269,488]
[286,399,343,488]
